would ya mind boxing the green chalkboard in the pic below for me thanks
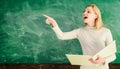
[0,0,120,63]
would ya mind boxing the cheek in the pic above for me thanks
[93,14,97,19]
[89,14,96,20]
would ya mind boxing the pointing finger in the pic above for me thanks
[43,14,50,18]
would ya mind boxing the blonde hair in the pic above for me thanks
[85,4,104,30]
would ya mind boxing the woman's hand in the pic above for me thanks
[89,55,105,64]
[43,14,57,28]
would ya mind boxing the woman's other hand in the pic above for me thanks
[89,55,105,64]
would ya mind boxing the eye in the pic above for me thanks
[87,11,90,13]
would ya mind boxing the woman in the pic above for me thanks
[44,4,116,69]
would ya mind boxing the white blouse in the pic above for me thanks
[52,24,116,69]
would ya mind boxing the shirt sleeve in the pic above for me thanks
[104,29,116,64]
[105,29,113,45]
[52,24,78,40]
[105,54,116,64]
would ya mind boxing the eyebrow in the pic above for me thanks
[83,9,90,12]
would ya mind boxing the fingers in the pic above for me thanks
[89,55,100,64]
[43,14,50,18]
[43,14,55,20]
[43,14,52,24]
[45,19,50,24]
[89,55,105,64]
[89,58,98,64]
[43,14,56,27]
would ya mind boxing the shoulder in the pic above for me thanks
[75,27,86,32]
[71,27,84,34]
[101,27,112,34]
[73,27,83,31]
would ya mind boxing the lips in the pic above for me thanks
[84,16,88,19]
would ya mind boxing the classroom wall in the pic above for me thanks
[0,0,120,63]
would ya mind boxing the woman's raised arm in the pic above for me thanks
[44,15,78,40]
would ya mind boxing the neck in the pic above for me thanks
[87,22,95,27]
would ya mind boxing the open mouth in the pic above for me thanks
[84,16,88,19]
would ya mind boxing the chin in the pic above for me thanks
[83,20,88,23]
[83,21,88,24]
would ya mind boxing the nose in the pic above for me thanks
[83,12,86,17]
